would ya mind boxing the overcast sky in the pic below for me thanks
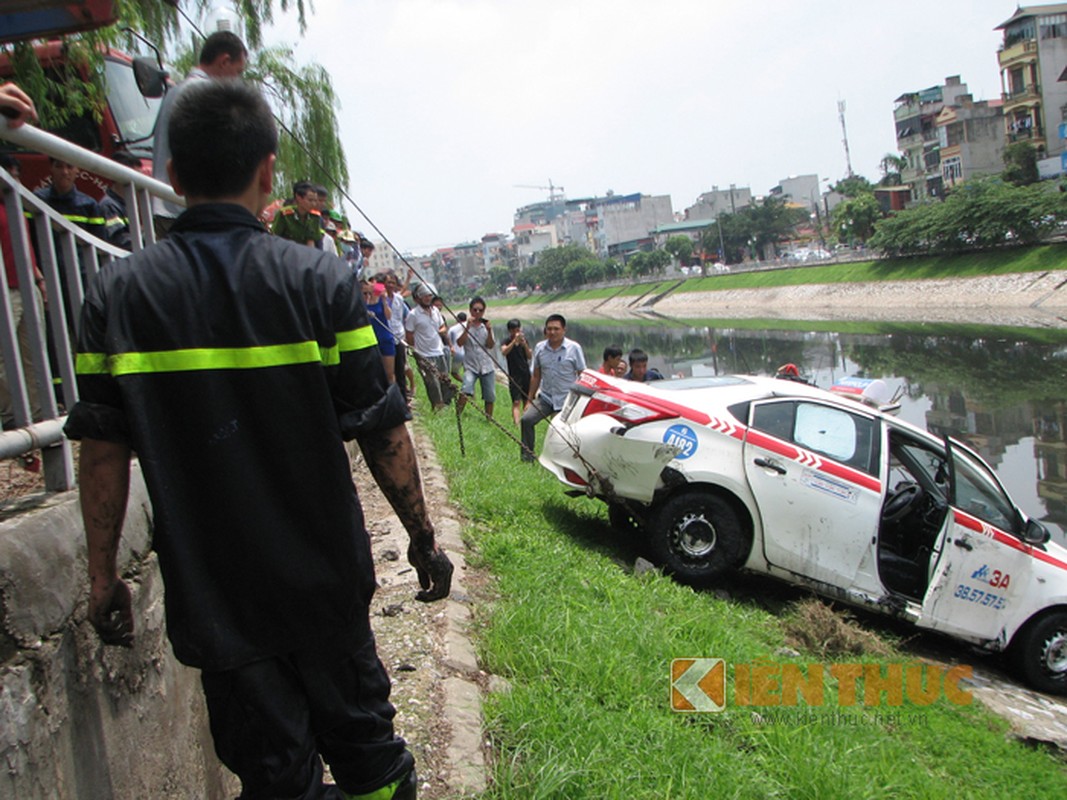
[259,0,1018,254]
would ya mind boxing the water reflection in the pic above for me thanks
[512,317,1067,541]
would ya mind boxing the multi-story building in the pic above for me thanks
[996,5,1067,164]
[593,192,673,259]
[769,174,822,211]
[512,191,673,262]
[683,184,752,221]
[935,94,1006,189]
[512,222,557,266]
[453,241,483,285]
[893,76,971,202]
[480,232,508,271]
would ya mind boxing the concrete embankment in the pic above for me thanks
[503,270,1067,329]
[0,471,235,800]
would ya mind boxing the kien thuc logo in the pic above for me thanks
[670,658,726,712]
[670,659,972,713]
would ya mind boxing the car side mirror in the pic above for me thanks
[1021,518,1051,546]
[133,56,168,99]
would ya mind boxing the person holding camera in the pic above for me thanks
[501,318,532,426]
[456,296,496,419]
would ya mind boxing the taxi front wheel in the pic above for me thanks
[1008,611,1067,695]
[649,492,749,588]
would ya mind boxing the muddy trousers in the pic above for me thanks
[200,631,413,799]
[414,353,450,408]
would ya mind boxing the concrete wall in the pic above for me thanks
[0,466,236,799]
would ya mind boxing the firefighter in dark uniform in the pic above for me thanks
[65,80,452,800]
[33,157,107,240]
[269,179,323,247]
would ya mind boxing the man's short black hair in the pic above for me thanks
[469,296,486,310]
[169,80,277,200]
[506,318,521,331]
[199,31,247,66]
[603,345,622,361]
[628,348,649,364]
[293,180,313,197]
[545,313,566,328]
[0,153,19,171]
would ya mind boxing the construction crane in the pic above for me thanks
[514,179,566,203]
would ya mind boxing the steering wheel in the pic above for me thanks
[882,481,924,523]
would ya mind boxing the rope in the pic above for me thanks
[170,14,605,482]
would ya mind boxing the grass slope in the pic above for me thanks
[414,398,1067,799]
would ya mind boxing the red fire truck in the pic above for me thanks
[0,1,166,195]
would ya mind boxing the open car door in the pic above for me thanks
[920,438,1031,641]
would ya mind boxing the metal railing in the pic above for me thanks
[0,119,183,492]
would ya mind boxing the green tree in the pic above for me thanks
[831,193,882,245]
[3,2,343,199]
[531,243,591,290]
[832,174,875,198]
[878,154,907,186]
[1002,141,1040,186]
[746,195,807,258]
[257,46,348,196]
[664,235,694,265]
[868,176,1067,256]
[484,265,512,296]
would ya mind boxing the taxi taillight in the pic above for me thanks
[580,391,677,426]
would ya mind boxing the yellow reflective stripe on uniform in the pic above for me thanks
[76,352,109,374]
[63,214,106,225]
[74,325,377,376]
[338,325,378,353]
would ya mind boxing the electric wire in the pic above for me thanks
[171,11,604,481]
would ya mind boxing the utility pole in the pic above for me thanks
[838,100,854,178]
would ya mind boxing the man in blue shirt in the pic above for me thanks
[521,313,586,461]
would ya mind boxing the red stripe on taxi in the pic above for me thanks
[744,429,881,494]
[953,510,1067,573]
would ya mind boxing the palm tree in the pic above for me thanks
[879,153,908,186]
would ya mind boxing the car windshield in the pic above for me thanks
[104,57,162,150]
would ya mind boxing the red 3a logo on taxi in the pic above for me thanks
[971,564,1011,589]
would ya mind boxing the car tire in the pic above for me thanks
[1008,611,1067,695]
[649,492,749,587]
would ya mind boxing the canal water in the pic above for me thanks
[504,316,1067,542]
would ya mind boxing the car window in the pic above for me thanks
[951,446,1018,533]
[795,404,857,463]
[753,400,880,475]
[751,401,795,441]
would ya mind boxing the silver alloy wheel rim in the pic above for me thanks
[674,512,717,559]
[1044,630,1067,674]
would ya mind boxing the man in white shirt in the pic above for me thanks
[521,313,585,461]
[404,283,450,410]
[151,31,247,237]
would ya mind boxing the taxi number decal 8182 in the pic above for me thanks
[662,424,698,460]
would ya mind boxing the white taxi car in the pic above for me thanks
[540,369,1067,694]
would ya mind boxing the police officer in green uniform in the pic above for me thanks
[270,180,323,247]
